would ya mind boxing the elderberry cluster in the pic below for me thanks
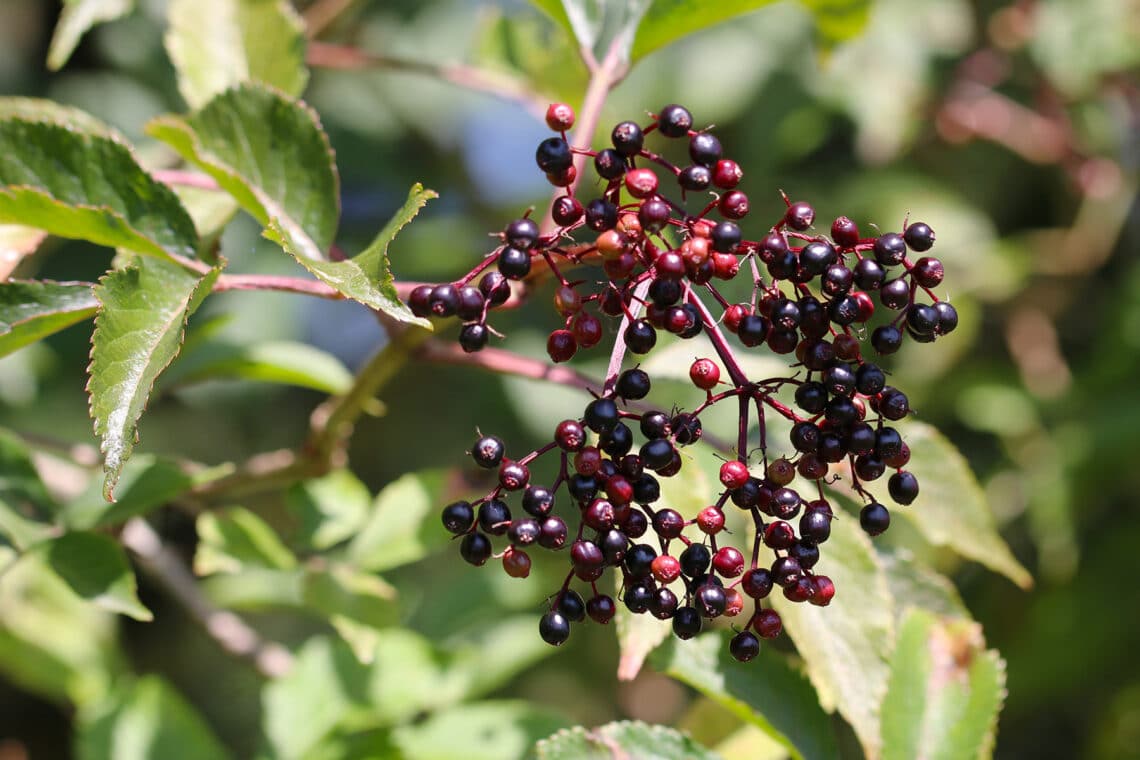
[429,102,955,662]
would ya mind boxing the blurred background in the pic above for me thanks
[0,0,1138,757]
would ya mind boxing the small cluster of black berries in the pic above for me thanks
[428,103,955,662]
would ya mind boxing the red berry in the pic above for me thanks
[696,506,725,534]
[545,102,575,132]
[547,329,577,362]
[810,575,836,606]
[719,460,750,489]
[651,554,682,583]
[624,168,659,199]
[754,608,782,638]
[718,190,749,219]
[713,546,745,577]
[503,547,531,578]
[723,588,744,617]
[573,311,603,348]
[574,446,601,476]
[712,159,742,189]
[785,201,814,231]
[689,358,721,390]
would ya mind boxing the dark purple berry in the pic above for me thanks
[860,502,891,536]
[498,247,531,279]
[552,195,584,226]
[505,218,539,249]
[689,132,722,166]
[585,198,618,231]
[538,516,568,549]
[587,594,617,623]
[873,233,907,266]
[611,121,644,156]
[460,533,492,566]
[441,501,474,534]
[479,271,510,305]
[872,324,903,355]
[934,301,959,335]
[536,137,572,174]
[679,165,712,191]
[888,470,919,505]
[616,368,651,400]
[657,104,693,137]
[478,499,511,535]
[785,201,815,231]
[904,222,935,251]
[471,435,504,469]
[853,258,886,290]
[539,610,571,645]
[729,630,760,662]
[459,323,488,352]
[624,319,657,354]
[672,606,702,639]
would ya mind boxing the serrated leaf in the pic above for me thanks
[880,609,1006,760]
[63,455,228,529]
[0,120,198,263]
[771,505,893,759]
[346,470,450,572]
[0,428,57,550]
[48,0,135,71]
[42,531,151,620]
[652,634,838,760]
[393,701,568,760]
[0,281,98,358]
[166,0,308,109]
[266,183,434,326]
[286,469,372,551]
[898,421,1033,589]
[0,97,120,137]
[164,338,353,394]
[76,675,231,760]
[533,720,722,760]
[195,506,296,575]
[146,84,338,257]
[88,258,219,500]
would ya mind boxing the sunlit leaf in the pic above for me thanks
[48,0,135,71]
[898,421,1033,589]
[77,675,231,760]
[287,469,372,551]
[88,258,219,499]
[42,531,152,620]
[0,120,199,263]
[771,506,893,759]
[195,506,296,575]
[166,0,308,109]
[880,609,1006,760]
[392,701,567,760]
[653,634,838,760]
[266,183,434,326]
[347,470,451,572]
[165,339,353,394]
[533,720,722,760]
[0,281,98,359]
[147,84,338,256]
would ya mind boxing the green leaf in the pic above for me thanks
[42,531,152,620]
[346,470,451,572]
[882,551,970,622]
[0,428,58,549]
[652,634,838,760]
[0,97,120,137]
[77,675,232,760]
[261,636,369,760]
[164,339,353,394]
[202,566,305,609]
[533,720,722,760]
[880,609,1006,760]
[614,570,671,681]
[266,183,435,326]
[302,563,399,662]
[48,0,135,71]
[166,0,308,109]
[88,258,219,500]
[771,504,893,759]
[146,84,339,257]
[898,421,1033,589]
[392,701,568,760]
[0,280,99,359]
[63,455,225,529]
[195,506,296,575]
[0,120,198,263]
[0,546,120,707]
[286,469,372,551]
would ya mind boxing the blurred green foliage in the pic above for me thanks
[0,0,1137,758]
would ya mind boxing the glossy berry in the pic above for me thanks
[587,594,617,624]
[729,630,761,662]
[503,547,531,578]
[888,470,919,505]
[713,546,745,577]
[912,257,944,287]
[719,460,750,489]
[860,502,891,536]
[585,199,619,231]
[785,201,814,231]
[545,102,575,132]
[616,368,651,400]
[673,607,702,639]
[611,121,644,156]
[547,329,577,363]
[904,222,936,251]
[459,323,488,353]
[625,168,658,198]
[460,533,492,566]
[625,319,657,354]
[505,218,540,249]
[478,499,511,535]
[657,104,693,137]
[471,435,504,469]
[535,137,572,174]
[713,159,743,188]
[831,216,859,247]
[539,610,571,646]
[754,608,783,638]
[584,398,620,434]
[689,358,721,389]
[499,460,530,491]
[873,233,907,266]
[498,247,531,279]
[679,165,712,191]
[689,133,722,166]
[441,501,474,535]
[552,195,584,226]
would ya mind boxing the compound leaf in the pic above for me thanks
[899,421,1033,589]
[771,504,894,759]
[48,0,135,71]
[880,609,1006,760]
[43,531,151,620]
[88,258,219,500]
[533,720,722,760]
[147,84,338,258]
[266,183,434,326]
[347,470,451,572]
[0,280,98,359]
[166,0,308,109]
[653,634,838,760]
[0,120,198,263]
